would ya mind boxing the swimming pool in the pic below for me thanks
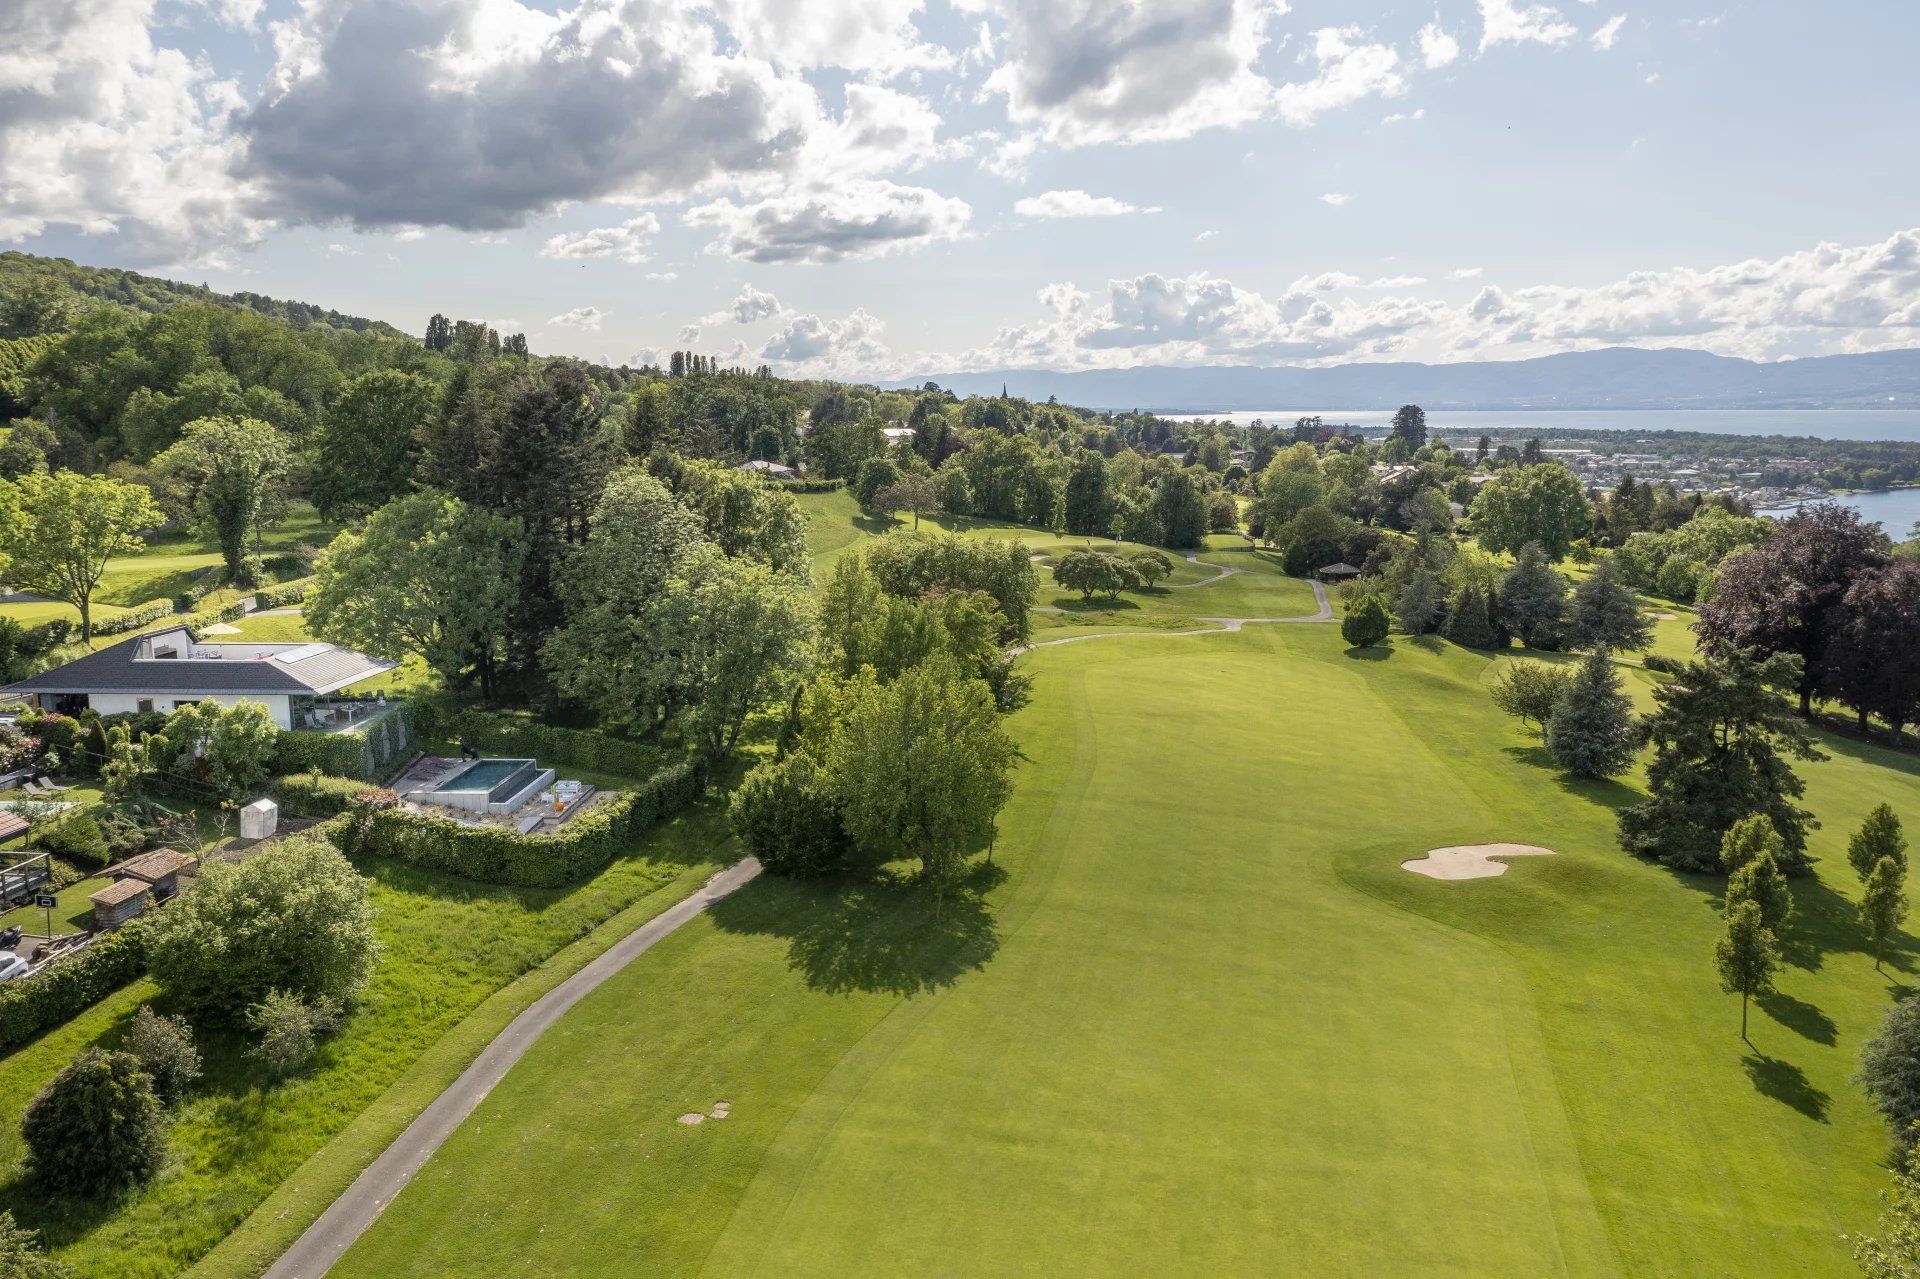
[434,758,537,804]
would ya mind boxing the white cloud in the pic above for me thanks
[1276,27,1406,127]
[1383,108,1426,124]
[549,305,608,330]
[1477,0,1577,51]
[1418,18,1461,68]
[760,307,892,376]
[705,0,951,73]
[687,179,971,263]
[1014,189,1159,219]
[1320,192,1353,206]
[1195,229,1221,242]
[493,317,523,332]
[700,283,785,325]
[1450,266,1486,279]
[1591,14,1626,50]
[645,270,679,281]
[539,214,661,264]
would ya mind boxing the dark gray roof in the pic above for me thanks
[3,628,395,698]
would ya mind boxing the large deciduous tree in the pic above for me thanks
[1714,899,1778,1042]
[307,491,527,699]
[308,369,434,520]
[152,415,289,586]
[1618,651,1824,874]
[1063,451,1113,536]
[1827,559,1920,734]
[1862,857,1909,973]
[1696,503,1886,716]
[1469,464,1591,562]
[0,471,161,641]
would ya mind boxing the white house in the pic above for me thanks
[3,624,397,731]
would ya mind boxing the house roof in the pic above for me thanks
[88,878,149,908]
[0,812,27,842]
[3,626,396,699]
[112,848,197,883]
[1317,562,1364,576]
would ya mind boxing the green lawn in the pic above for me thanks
[0,874,106,935]
[320,527,1917,1277]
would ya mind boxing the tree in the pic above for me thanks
[1726,846,1793,934]
[1713,899,1778,1042]
[1718,814,1785,876]
[1391,561,1443,634]
[1563,557,1653,652]
[1257,466,1326,535]
[1489,661,1573,734]
[1443,583,1499,649]
[1341,595,1391,649]
[308,369,433,520]
[864,532,1039,641]
[1860,997,1920,1153]
[21,1050,166,1197]
[0,1209,70,1279]
[854,455,902,511]
[1863,857,1910,973]
[1390,404,1428,452]
[729,754,845,877]
[668,457,811,574]
[122,1007,201,1106]
[152,416,290,585]
[1469,464,1591,561]
[1151,470,1209,549]
[1852,1157,1920,1278]
[146,834,379,1025]
[1063,452,1113,536]
[1829,560,1920,734]
[0,471,162,641]
[1545,648,1637,778]
[0,417,55,480]
[1497,543,1569,649]
[247,990,342,1077]
[649,550,816,760]
[1129,548,1173,590]
[142,700,279,801]
[823,657,1018,910]
[1697,503,1886,716]
[872,474,942,532]
[1053,548,1125,601]
[1851,805,1911,881]
[1618,651,1824,874]
[308,491,528,699]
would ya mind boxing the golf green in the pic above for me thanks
[328,600,1914,1276]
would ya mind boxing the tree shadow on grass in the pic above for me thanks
[1742,1050,1831,1122]
[710,860,1001,998]
[1342,647,1391,661]
[1049,596,1142,615]
[1758,990,1838,1045]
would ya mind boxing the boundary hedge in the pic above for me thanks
[92,598,175,637]
[271,705,414,781]
[412,706,669,780]
[327,758,706,888]
[0,919,153,1052]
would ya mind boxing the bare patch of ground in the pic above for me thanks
[1402,843,1556,881]
[677,1113,705,1125]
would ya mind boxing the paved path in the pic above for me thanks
[1162,551,1241,589]
[1016,582,1331,653]
[264,857,763,1279]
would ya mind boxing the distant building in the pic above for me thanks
[737,459,799,481]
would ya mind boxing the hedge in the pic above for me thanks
[776,477,845,493]
[413,706,669,780]
[254,578,313,610]
[328,758,706,888]
[271,705,414,782]
[183,599,249,630]
[175,568,224,611]
[267,772,379,818]
[0,919,153,1053]
[92,598,175,638]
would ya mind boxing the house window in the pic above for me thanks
[136,699,155,714]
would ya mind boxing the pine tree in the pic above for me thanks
[1391,564,1442,634]
[1863,856,1910,972]
[1565,557,1652,651]
[1719,813,1785,875]
[1341,595,1391,648]
[1498,542,1570,649]
[1442,584,1498,649]
[1726,848,1793,934]
[1714,899,1778,1042]
[1851,804,1910,881]
[1545,648,1637,778]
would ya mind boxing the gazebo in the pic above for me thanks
[1315,562,1364,582]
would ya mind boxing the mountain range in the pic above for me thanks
[895,347,1920,413]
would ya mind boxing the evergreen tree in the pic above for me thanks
[1442,584,1498,649]
[1863,857,1909,973]
[1859,997,1920,1153]
[1545,648,1637,778]
[1851,804,1910,881]
[1713,899,1778,1042]
[1498,542,1569,648]
[1341,595,1391,648]
[1390,404,1428,451]
[1391,563,1442,635]
[22,1050,166,1197]
[1726,847,1793,934]
[1564,557,1653,651]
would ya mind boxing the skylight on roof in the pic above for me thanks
[274,644,331,664]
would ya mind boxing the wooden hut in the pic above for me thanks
[88,878,150,930]
[110,848,197,902]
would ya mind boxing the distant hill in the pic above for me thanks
[0,251,407,338]
[896,347,1920,412]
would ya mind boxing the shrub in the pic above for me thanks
[146,834,378,1025]
[0,1209,69,1279]
[1340,596,1391,649]
[91,598,174,638]
[121,1007,201,1105]
[1860,997,1920,1155]
[246,990,341,1077]
[774,477,845,494]
[330,758,707,887]
[0,922,154,1052]
[144,700,278,801]
[267,771,379,817]
[253,578,313,610]
[1489,661,1574,736]
[270,705,414,782]
[22,1049,166,1198]
[27,812,109,870]
[729,754,845,877]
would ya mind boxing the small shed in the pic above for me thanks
[1316,562,1364,582]
[88,877,150,930]
[0,810,28,844]
[110,847,198,902]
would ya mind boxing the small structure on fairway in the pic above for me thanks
[1315,562,1364,583]
[1402,843,1556,881]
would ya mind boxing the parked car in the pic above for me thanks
[0,953,31,982]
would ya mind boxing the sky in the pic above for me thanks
[3,0,1919,381]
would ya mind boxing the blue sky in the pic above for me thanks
[4,0,1918,378]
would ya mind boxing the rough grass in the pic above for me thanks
[328,557,1919,1277]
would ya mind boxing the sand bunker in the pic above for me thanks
[1402,843,1556,881]
[1650,610,1679,621]
[677,1112,705,1125]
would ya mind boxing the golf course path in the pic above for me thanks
[1162,551,1241,589]
[1017,581,1331,652]
[262,857,763,1279]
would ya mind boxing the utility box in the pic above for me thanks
[240,798,278,841]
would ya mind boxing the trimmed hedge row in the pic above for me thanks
[0,919,153,1053]
[775,477,845,493]
[271,706,413,781]
[92,598,175,637]
[183,599,249,630]
[254,578,313,610]
[329,758,706,888]
[414,706,669,780]
[267,771,379,817]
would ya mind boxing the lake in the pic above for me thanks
[1766,487,1920,537]
[1162,408,1920,443]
